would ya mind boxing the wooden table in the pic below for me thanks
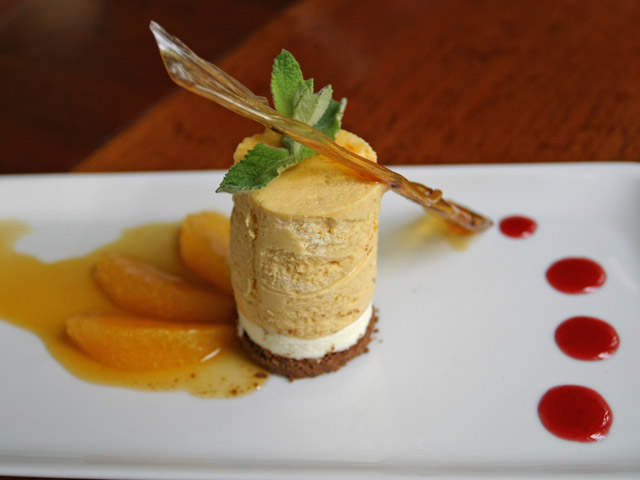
[0,0,294,173]
[75,0,640,172]
[3,0,639,176]
[1,0,639,478]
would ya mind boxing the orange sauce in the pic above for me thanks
[392,214,472,251]
[0,220,267,398]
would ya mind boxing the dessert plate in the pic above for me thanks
[1,163,639,479]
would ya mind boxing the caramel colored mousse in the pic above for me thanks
[230,130,385,378]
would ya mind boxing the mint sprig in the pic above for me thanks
[217,50,346,193]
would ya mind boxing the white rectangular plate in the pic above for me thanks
[1,163,639,479]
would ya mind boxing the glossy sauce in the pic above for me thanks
[0,220,267,398]
[391,214,472,251]
[555,316,619,361]
[538,385,613,442]
[546,257,606,294]
[499,215,537,238]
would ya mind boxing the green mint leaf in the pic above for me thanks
[270,50,304,117]
[216,143,294,193]
[284,93,346,162]
[314,97,347,140]
[283,85,335,161]
[219,50,348,193]
[282,136,313,161]
[292,85,333,126]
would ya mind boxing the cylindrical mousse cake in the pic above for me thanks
[230,130,385,378]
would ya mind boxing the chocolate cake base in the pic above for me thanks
[239,310,378,380]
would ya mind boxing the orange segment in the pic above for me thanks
[66,314,237,370]
[94,253,235,323]
[179,211,233,295]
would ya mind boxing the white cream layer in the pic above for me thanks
[237,303,373,360]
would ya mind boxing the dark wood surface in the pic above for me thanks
[0,0,294,173]
[3,0,640,175]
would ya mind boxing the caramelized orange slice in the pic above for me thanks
[66,314,236,370]
[179,211,233,295]
[94,253,235,323]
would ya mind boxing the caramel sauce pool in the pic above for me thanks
[0,220,267,398]
[393,214,472,251]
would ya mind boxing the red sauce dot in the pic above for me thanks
[538,385,613,442]
[546,257,606,294]
[555,316,619,361]
[499,215,537,238]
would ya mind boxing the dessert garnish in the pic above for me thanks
[218,49,346,193]
[149,21,492,234]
